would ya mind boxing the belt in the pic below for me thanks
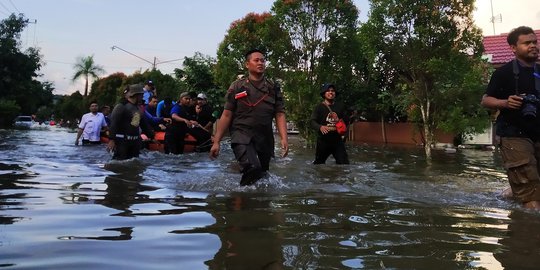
[115,134,139,140]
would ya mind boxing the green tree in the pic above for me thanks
[0,13,52,126]
[0,99,20,126]
[174,52,223,112]
[53,91,84,126]
[87,72,127,107]
[362,0,490,159]
[175,52,217,91]
[126,69,180,101]
[72,55,105,97]
[356,25,402,122]
[271,0,364,138]
[215,12,293,91]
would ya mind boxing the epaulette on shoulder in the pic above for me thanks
[231,77,247,88]
[228,77,248,94]
[234,76,248,84]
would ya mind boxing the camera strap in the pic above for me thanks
[535,63,540,95]
[513,59,540,95]
[512,59,519,95]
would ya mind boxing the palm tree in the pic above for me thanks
[72,55,105,97]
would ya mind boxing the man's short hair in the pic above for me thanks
[507,26,535,46]
[245,49,265,60]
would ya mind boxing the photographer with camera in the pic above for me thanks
[481,26,540,209]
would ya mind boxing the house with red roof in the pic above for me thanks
[483,29,540,67]
[350,30,540,146]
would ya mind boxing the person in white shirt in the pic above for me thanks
[75,101,108,145]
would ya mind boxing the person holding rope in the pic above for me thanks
[195,93,216,135]
[166,92,211,154]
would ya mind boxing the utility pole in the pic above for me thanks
[111,45,183,70]
[26,19,37,47]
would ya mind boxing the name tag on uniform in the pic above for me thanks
[235,91,248,99]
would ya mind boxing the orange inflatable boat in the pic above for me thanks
[100,131,200,153]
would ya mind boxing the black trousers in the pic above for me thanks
[165,125,187,154]
[165,125,212,154]
[112,139,141,160]
[313,134,349,164]
[232,138,272,173]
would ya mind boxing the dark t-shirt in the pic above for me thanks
[170,104,195,125]
[310,101,348,137]
[196,104,215,127]
[485,60,538,138]
[109,101,154,140]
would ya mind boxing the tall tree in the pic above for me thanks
[215,1,365,139]
[53,91,84,126]
[174,52,222,111]
[271,0,364,137]
[72,55,105,97]
[215,12,293,91]
[0,13,51,125]
[362,0,490,159]
[175,52,217,92]
[87,72,126,107]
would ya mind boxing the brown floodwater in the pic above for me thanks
[1,127,539,269]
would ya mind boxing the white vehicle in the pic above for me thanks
[13,115,33,129]
[286,121,299,135]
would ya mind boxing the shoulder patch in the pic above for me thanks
[233,77,248,84]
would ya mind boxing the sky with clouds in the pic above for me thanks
[2,0,539,95]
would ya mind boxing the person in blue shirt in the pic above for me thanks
[165,92,210,154]
[144,96,171,131]
[156,97,175,118]
[142,80,156,105]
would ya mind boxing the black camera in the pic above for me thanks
[521,94,540,118]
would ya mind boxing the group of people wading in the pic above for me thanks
[76,49,350,185]
[75,26,540,209]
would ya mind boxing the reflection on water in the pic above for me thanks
[494,210,540,270]
[1,128,539,269]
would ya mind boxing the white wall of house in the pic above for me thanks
[463,123,494,145]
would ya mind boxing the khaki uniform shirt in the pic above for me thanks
[224,77,285,144]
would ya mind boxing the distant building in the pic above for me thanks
[482,29,540,67]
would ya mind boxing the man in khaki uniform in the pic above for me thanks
[210,49,289,185]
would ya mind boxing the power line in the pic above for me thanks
[45,58,152,71]
[45,59,74,65]
[8,0,20,13]
[0,1,12,14]
[111,45,183,70]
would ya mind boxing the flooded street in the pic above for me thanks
[1,127,539,269]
